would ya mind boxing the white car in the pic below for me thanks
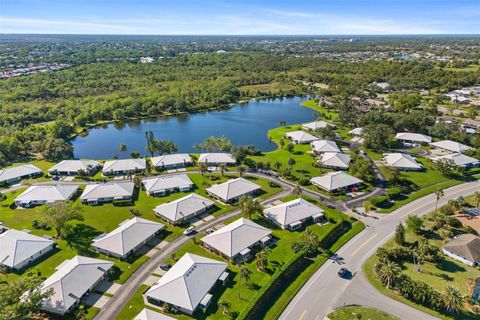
[183,226,195,236]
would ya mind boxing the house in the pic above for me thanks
[383,153,423,171]
[310,171,363,193]
[0,164,42,185]
[92,217,164,259]
[197,153,236,166]
[395,132,432,145]
[285,130,319,144]
[0,229,54,270]
[146,253,228,315]
[310,140,340,154]
[302,121,334,131]
[432,153,480,169]
[318,152,351,170]
[430,140,473,154]
[370,81,390,91]
[154,193,215,224]
[264,198,324,230]
[143,174,194,196]
[443,234,480,266]
[206,178,261,203]
[14,185,79,208]
[134,309,176,320]
[102,158,146,176]
[150,154,193,170]
[202,218,272,263]
[39,256,114,315]
[80,181,135,205]
[349,127,363,136]
[48,160,100,176]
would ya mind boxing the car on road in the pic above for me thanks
[206,228,215,234]
[183,226,196,235]
[338,267,351,279]
[159,264,171,271]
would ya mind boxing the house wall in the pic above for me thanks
[14,242,54,270]
[442,248,476,266]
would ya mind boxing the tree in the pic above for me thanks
[292,184,302,195]
[256,249,269,271]
[218,163,227,176]
[119,144,127,153]
[195,136,232,152]
[383,166,400,186]
[349,156,375,181]
[238,195,263,219]
[434,189,444,225]
[407,215,424,235]
[317,125,336,140]
[145,130,157,157]
[442,285,465,314]
[41,201,83,239]
[363,124,394,150]
[374,260,401,288]
[394,223,405,246]
[274,161,282,171]
[237,164,247,177]
[130,151,140,158]
[287,157,296,169]
[286,143,294,153]
[239,266,252,284]
[41,137,73,161]
[218,300,231,316]
[156,140,178,155]
[198,162,208,176]
[292,229,320,256]
[475,191,480,208]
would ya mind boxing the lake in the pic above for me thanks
[72,96,315,159]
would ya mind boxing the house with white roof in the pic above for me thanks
[39,256,114,315]
[383,153,423,171]
[14,185,79,208]
[197,153,236,166]
[202,218,272,263]
[264,198,324,230]
[150,154,193,170]
[92,217,164,259]
[285,130,319,144]
[143,174,194,196]
[443,234,480,266]
[134,308,176,320]
[310,140,340,154]
[154,193,215,224]
[349,127,363,136]
[0,164,42,185]
[432,153,480,169]
[318,152,351,170]
[302,121,334,131]
[310,171,363,193]
[0,229,54,270]
[206,178,261,203]
[80,181,135,205]
[49,160,101,176]
[395,132,432,145]
[102,158,146,176]
[145,253,228,315]
[430,140,473,154]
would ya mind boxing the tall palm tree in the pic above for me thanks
[274,161,282,171]
[239,266,252,284]
[443,285,465,313]
[288,157,296,169]
[374,261,401,289]
[219,163,227,176]
[434,189,444,224]
[237,164,246,177]
[256,249,270,271]
[238,195,263,219]
[119,144,127,153]
[292,184,302,196]
[475,191,480,208]
[218,300,231,316]
[198,162,208,176]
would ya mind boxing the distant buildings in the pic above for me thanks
[395,132,432,145]
[302,121,334,131]
[430,140,472,154]
[432,153,480,169]
[383,153,423,171]
[14,185,79,208]
[0,164,42,185]
[285,130,319,144]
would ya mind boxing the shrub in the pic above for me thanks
[298,178,310,186]
[269,181,280,188]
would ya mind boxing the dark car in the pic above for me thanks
[159,264,171,271]
[338,267,351,279]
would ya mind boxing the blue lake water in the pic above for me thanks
[72,96,315,159]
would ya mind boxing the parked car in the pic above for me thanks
[183,226,196,235]
[338,267,351,279]
[206,228,215,234]
[159,264,171,271]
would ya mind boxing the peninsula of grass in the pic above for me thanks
[328,306,399,320]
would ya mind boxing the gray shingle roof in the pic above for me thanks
[206,178,261,202]
[383,153,422,170]
[49,160,100,173]
[80,182,134,201]
[444,234,480,264]
[154,193,214,223]
[15,185,79,203]
[310,171,363,192]
[102,159,146,173]
[264,198,324,228]
[150,154,192,167]
[430,140,472,153]
[0,164,41,183]
[142,174,193,194]
[198,153,236,164]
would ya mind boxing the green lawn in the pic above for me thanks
[328,306,399,320]
[301,99,339,121]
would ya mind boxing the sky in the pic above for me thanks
[1,0,480,35]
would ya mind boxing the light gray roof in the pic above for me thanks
[0,164,41,183]
[15,185,79,203]
[311,140,340,153]
[198,153,236,164]
[40,256,114,314]
[432,153,480,167]
[302,121,334,131]
[80,182,134,201]
[349,127,363,136]
[444,234,480,264]
[92,217,164,256]
[49,160,100,173]
[310,171,363,192]
[134,309,176,320]
[0,229,54,268]
[383,153,422,170]
[206,178,261,202]
[264,198,324,228]
[430,140,473,153]
[150,154,192,167]
[285,130,319,143]
[201,218,271,258]
[102,158,146,173]
[395,132,432,143]
[319,152,351,169]
[145,253,227,313]
[154,193,215,223]
[142,174,193,194]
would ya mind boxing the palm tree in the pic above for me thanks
[198,162,208,176]
[119,143,127,153]
[219,163,227,176]
[256,249,269,271]
[239,265,252,284]
[237,164,247,177]
[434,189,444,225]
[292,184,302,195]
[274,161,282,171]
[288,157,296,169]
[218,300,231,316]
[443,285,465,313]
[374,261,401,289]
[238,195,263,219]
[475,191,480,208]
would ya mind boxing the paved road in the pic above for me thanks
[280,180,480,320]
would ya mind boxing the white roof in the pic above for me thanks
[384,153,422,170]
[154,193,215,223]
[206,178,261,202]
[319,152,351,169]
[150,154,192,167]
[134,309,176,320]
[92,217,164,257]
[40,256,114,314]
[311,140,340,153]
[198,153,236,164]
[285,130,319,143]
[310,171,363,192]
[49,160,100,173]
[15,185,78,203]
[146,253,227,313]
[201,218,271,258]
[432,153,480,167]
[102,158,146,173]
[430,140,473,153]
[264,198,324,228]
[349,127,363,136]
[395,132,432,143]
[80,182,134,201]
[142,174,193,193]
[302,121,334,131]
[0,164,41,183]
[0,229,54,268]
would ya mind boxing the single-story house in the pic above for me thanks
[310,140,340,154]
[48,160,101,176]
[154,193,215,224]
[285,130,319,144]
[0,229,54,270]
[264,198,324,230]
[102,158,146,176]
[302,121,334,131]
[146,253,228,315]
[432,153,480,169]
[142,174,194,196]
[80,181,135,205]
[134,308,176,320]
[0,164,42,185]
[349,127,363,136]
[206,178,261,203]
[39,256,114,315]
[443,234,480,266]
[310,171,363,193]
[319,152,351,170]
[429,140,473,154]
[197,153,236,166]
[395,132,432,145]
[150,154,193,170]
[14,185,79,208]
[383,153,423,171]
[92,217,164,259]
[202,218,272,263]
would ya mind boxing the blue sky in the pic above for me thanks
[1,0,480,35]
